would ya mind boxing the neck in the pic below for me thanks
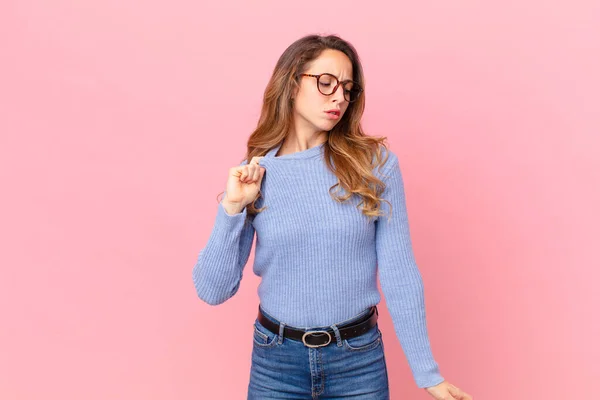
[278,121,328,156]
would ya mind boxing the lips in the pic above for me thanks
[324,109,341,120]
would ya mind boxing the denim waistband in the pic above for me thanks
[258,304,376,330]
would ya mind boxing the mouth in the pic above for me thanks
[325,110,341,119]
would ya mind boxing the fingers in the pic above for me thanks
[239,156,265,183]
[250,157,262,181]
[448,384,471,400]
[448,384,461,399]
[239,165,254,183]
[249,156,264,168]
[237,166,249,182]
[251,156,266,181]
[251,165,260,181]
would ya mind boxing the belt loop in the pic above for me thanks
[277,322,286,344]
[329,324,343,347]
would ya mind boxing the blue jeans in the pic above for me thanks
[247,305,390,399]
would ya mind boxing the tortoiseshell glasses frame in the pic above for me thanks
[299,73,363,103]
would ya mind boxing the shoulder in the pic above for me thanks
[373,144,400,180]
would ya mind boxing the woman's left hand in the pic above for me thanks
[424,380,473,399]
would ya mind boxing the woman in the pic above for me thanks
[193,34,472,400]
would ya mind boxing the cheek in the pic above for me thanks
[295,91,324,117]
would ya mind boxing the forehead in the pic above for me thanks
[305,49,353,80]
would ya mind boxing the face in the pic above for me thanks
[292,49,354,135]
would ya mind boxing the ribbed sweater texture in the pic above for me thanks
[192,141,444,388]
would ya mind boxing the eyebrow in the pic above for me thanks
[314,72,355,82]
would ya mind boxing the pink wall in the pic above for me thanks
[1,1,598,399]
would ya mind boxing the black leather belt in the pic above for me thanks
[257,305,379,348]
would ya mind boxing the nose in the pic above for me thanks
[332,83,346,103]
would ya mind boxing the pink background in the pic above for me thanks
[1,1,598,399]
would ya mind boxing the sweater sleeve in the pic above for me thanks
[192,160,256,305]
[374,152,445,389]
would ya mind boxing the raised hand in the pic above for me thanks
[221,156,266,215]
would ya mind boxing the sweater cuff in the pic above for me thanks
[414,370,445,389]
[214,201,248,232]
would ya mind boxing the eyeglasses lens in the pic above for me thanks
[317,74,361,102]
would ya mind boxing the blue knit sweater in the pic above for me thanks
[192,141,444,388]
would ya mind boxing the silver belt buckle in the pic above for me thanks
[302,330,332,348]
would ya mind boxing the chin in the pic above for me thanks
[315,121,338,131]
[303,114,339,132]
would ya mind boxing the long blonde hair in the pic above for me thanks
[227,34,393,221]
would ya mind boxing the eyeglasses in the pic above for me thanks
[299,73,363,103]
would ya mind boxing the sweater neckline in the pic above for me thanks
[265,141,326,160]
